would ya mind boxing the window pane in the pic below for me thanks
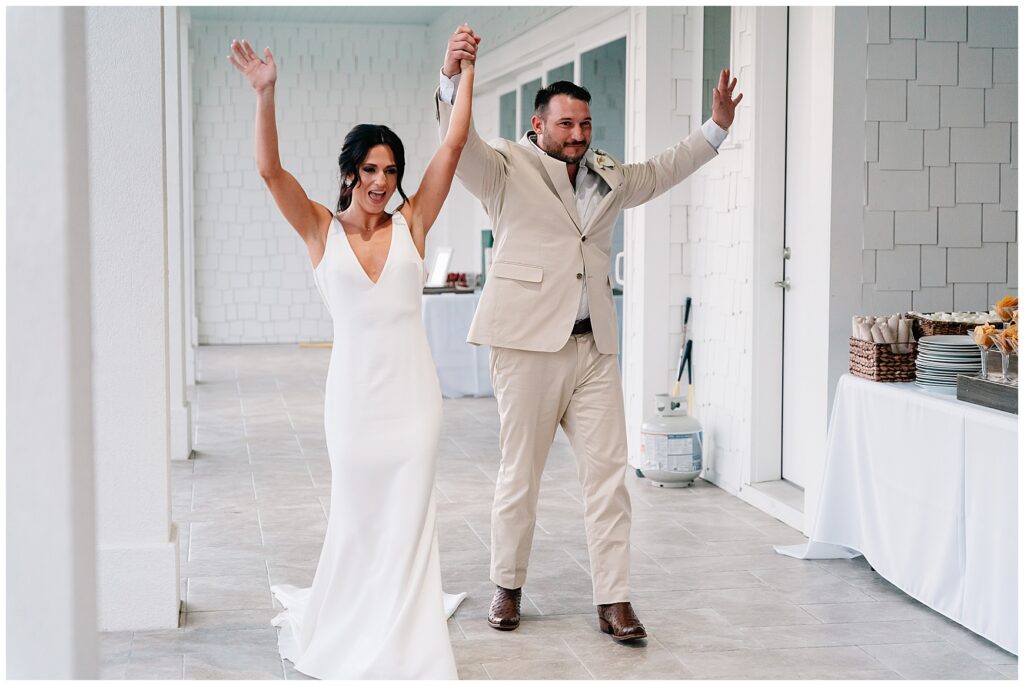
[519,78,542,138]
[703,7,731,123]
[580,37,626,160]
[546,62,574,85]
[499,91,516,141]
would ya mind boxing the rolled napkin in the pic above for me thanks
[852,313,916,353]
[897,318,912,354]
[879,321,897,353]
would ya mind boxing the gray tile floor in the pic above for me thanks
[100,344,1018,679]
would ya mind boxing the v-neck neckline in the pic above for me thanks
[336,212,398,287]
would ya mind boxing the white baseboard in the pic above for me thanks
[738,479,805,531]
[97,525,180,631]
[170,403,193,461]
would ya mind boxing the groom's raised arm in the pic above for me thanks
[435,25,507,201]
[619,68,741,210]
[616,128,719,210]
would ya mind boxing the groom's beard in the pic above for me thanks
[539,138,590,165]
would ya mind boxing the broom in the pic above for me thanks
[671,297,692,399]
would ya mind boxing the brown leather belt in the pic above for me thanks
[571,317,593,335]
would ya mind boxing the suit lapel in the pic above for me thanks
[519,133,583,233]
[581,150,622,233]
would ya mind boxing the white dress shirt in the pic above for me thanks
[440,71,728,322]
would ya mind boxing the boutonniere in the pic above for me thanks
[593,149,615,170]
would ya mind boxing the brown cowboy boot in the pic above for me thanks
[597,601,647,642]
[487,585,522,630]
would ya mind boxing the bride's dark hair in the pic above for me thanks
[336,124,409,213]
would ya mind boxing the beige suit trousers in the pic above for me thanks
[488,331,631,605]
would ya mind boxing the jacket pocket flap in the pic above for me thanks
[491,262,543,283]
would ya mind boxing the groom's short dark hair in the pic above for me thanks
[534,81,592,117]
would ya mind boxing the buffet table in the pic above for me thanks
[777,374,1017,655]
[421,292,492,398]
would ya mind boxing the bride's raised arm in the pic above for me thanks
[229,39,328,248]
[406,29,479,248]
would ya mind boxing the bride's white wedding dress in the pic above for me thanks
[270,209,466,679]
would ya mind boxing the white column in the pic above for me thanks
[623,7,675,465]
[181,8,198,386]
[7,7,98,677]
[164,6,194,461]
[809,6,867,533]
[86,6,180,631]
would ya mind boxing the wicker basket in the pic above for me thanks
[910,315,979,337]
[849,337,917,382]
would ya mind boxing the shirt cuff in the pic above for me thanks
[701,118,728,150]
[439,69,461,105]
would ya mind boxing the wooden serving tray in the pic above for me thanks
[956,374,1018,415]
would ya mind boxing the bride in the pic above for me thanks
[229,25,480,679]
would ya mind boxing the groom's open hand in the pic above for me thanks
[711,68,743,131]
[443,23,481,78]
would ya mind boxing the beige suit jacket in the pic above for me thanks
[436,91,717,355]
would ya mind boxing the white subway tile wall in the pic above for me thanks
[684,6,756,493]
[864,6,1017,311]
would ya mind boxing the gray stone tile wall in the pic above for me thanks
[863,6,1017,313]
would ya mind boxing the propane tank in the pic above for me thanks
[638,393,703,487]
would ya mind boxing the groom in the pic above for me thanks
[437,25,741,641]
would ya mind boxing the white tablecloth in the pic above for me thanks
[777,374,1017,655]
[421,292,492,398]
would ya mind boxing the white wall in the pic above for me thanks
[8,6,98,677]
[862,6,1018,313]
[622,6,699,465]
[165,7,194,462]
[87,6,180,631]
[182,9,200,382]
[191,20,436,344]
[680,7,757,494]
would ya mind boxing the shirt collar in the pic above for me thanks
[527,132,593,181]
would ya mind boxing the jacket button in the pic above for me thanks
[576,273,583,279]
[581,235,587,242]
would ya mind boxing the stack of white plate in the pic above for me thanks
[915,335,982,389]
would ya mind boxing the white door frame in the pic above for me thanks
[739,6,794,523]
[746,5,788,485]
[743,7,863,537]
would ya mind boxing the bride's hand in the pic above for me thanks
[228,39,277,93]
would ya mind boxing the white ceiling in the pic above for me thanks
[189,6,449,26]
